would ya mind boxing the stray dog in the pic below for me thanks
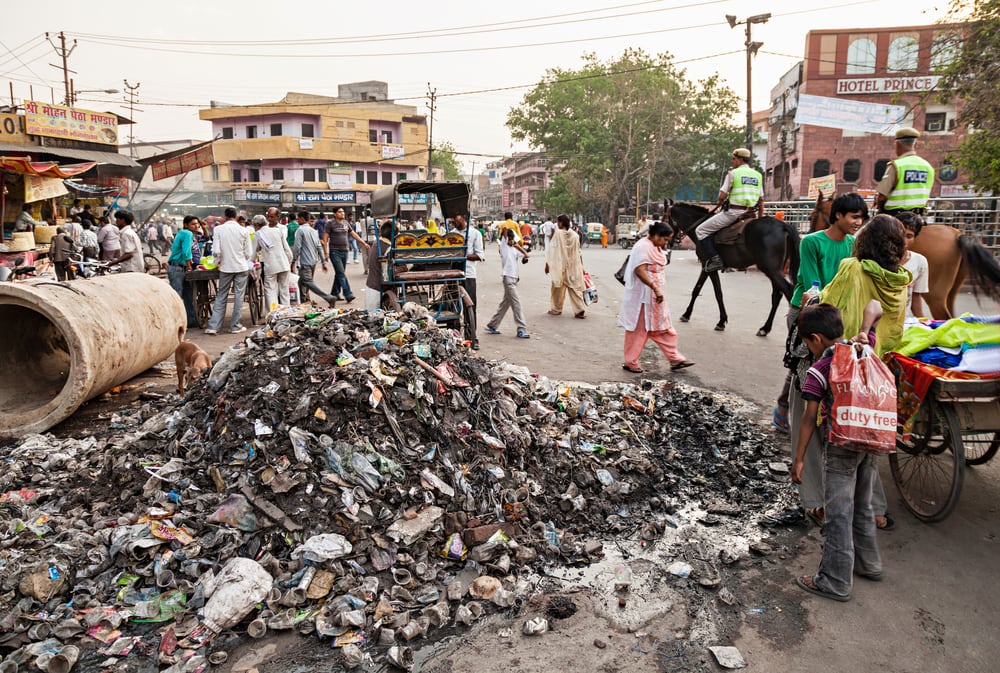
[176,340,213,397]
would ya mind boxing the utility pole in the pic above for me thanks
[123,80,141,158]
[46,31,77,106]
[726,13,769,152]
[425,83,436,219]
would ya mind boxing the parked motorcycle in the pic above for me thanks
[0,256,36,282]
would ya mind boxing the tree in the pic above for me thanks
[937,0,1000,192]
[507,49,742,224]
[430,141,463,181]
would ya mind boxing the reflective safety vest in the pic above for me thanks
[885,154,934,210]
[729,165,763,207]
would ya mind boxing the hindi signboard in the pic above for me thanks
[151,145,215,181]
[293,191,356,204]
[234,189,281,203]
[795,93,905,135]
[381,144,405,160]
[808,174,837,200]
[24,101,118,146]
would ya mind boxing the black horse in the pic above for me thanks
[664,200,800,336]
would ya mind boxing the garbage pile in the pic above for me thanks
[0,303,788,672]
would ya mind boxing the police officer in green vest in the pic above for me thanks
[876,127,935,215]
[695,147,764,273]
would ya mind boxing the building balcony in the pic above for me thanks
[210,136,424,165]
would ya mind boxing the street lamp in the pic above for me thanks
[726,13,770,152]
[68,82,119,106]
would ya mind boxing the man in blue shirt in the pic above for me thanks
[168,216,203,327]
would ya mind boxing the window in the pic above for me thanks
[221,126,234,139]
[303,168,316,182]
[211,165,219,181]
[381,131,393,144]
[369,129,378,143]
[382,171,392,185]
[302,123,314,138]
[247,168,260,182]
[231,168,242,182]
[366,170,377,184]
[317,168,327,182]
[336,120,344,128]
[843,159,861,182]
[347,121,355,129]
[812,159,830,178]
[356,170,365,184]
[270,123,283,137]
[846,37,876,75]
[887,36,919,72]
[246,125,257,139]
[874,159,889,181]
[271,168,284,180]
[925,112,947,132]
[397,172,407,182]
[931,32,959,72]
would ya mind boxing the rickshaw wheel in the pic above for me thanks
[964,432,999,466]
[248,275,264,324]
[193,280,215,329]
[890,399,965,523]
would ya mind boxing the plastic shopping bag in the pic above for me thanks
[582,272,598,305]
[827,343,898,453]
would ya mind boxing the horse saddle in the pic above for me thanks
[713,218,749,246]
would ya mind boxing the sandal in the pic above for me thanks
[806,507,825,527]
[772,405,790,432]
[796,575,850,602]
[876,514,895,531]
[622,365,644,374]
[574,311,586,319]
[670,360,695,371]
[547,310,562,316]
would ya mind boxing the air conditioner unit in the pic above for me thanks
[926,119,945,132]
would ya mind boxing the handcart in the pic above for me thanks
[185,265,265,329]
[887,356,1000,523]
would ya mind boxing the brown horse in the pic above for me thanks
[809,193,1000,318]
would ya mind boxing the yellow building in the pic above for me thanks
[199,83,429,212]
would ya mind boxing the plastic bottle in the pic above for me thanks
[803,280,820,304]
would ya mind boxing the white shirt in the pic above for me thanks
[98,223,121,251]
[541,220,555,240]
[903,250,929,316]
[499,239,523,279]
[117,225,145,273]
[461,226,485,280]
[254,226,292,274]
[213,219,253,274]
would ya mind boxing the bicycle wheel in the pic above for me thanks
[889,399,965,523]
[248,275,263,324]
[964,431,999,466]
[145,256,163,276]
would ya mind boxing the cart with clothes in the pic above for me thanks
[884,315,1000,522]
[369,181,471,330]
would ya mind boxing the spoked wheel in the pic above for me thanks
[248,275,264,324]
[192,280,216,329]
[145,256,163,276]
[889,399,965,523]
[964,431,999,466]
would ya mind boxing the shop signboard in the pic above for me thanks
[835,75,940,95]
[795,94,905,135]
[293,190,356,204]
[398,193,433,205]
[24,101,119,146]
[0,113,29,143]
[381,144,405,160]
[807,174,836,199]
[152,145,215,181]
[24,174,69,202]
[234,189,281,203]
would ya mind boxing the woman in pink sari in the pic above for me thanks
[618,221,695,374]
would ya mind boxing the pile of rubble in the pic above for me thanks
[0,304,789,672]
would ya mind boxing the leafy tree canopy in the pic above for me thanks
[430,140,463,181]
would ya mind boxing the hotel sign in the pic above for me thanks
[836,75,941,95]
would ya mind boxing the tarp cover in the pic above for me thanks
[370,180,470,220]
[0,157,96,178]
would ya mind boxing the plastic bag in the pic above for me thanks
[614,256,629,285]
[583,272,598,305]
[827,343,897,453]
[200,558,273,633]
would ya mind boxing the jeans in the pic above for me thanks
[462,277,478,343]
[298,264,335,304]
[350,237,360,262]
[487,276,526,331]
[168,264,198,327]
[207,271,248,332]
[329,249,353,299]
[813,444,883,597]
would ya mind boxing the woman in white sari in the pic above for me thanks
[618,221,694,374]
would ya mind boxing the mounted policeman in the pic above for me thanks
[694,147,764,273]
[875,127,934,215]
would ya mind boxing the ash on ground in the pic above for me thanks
[0,303,796,672]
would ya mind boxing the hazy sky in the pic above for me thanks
[3,0,951,172]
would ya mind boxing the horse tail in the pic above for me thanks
[958,234,1000,303]
[784,221,800,284]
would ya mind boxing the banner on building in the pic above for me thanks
[151,145,215,181]
[807,174,836,200]
[24,101,119,145]
[835,75,940,96]
[794,94,905,135]
[502,188,510,208]
[24,175,69,202]
[381,144,405,160]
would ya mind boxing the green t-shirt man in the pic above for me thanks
[791,230,856,308]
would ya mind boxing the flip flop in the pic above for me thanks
[876,514,895,531]
[796,576,850,602]
[574,312,586,319]
[547,310,562,315]
[805,508,825,527]
[671,360,695,371]
[622,365,644,373]
[772,406,790,431]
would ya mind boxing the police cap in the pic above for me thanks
[895,127,920,140]
[732,148,752,159]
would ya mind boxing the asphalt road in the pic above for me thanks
[153,244,1000,672]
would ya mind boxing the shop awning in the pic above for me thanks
[0,156,96,178]
[33,147,139,168]
[64,180,121,195]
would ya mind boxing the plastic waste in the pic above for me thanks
[291,534,353,563]
[206,494,257,531]
[199,558,273,633]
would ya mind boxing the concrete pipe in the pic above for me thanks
[0,275,185,439]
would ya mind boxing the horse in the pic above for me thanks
[664,200,800,336]
[809,193,1000,318]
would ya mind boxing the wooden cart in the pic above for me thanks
[185,265,264,329]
